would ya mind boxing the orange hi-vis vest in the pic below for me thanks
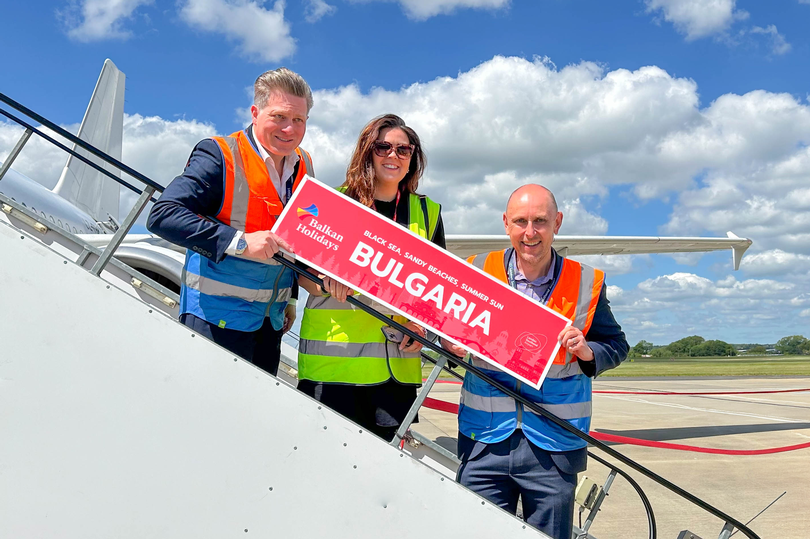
[469,249,604,367]
[459,248,605,451]
[180,129,313,332]
[211,129,313,232]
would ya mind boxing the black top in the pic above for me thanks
[373,192,446,248]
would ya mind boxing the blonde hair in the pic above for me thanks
[254,67,313,112]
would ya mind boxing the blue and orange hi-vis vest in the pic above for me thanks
[180,129,313,332]
[458,249,604,451]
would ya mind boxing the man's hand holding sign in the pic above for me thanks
[279,177,627,539]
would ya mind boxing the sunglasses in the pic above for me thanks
[372,141,415,159]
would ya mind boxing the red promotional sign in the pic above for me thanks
[272,177,571,389]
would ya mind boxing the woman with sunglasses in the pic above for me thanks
[297,114,446,441]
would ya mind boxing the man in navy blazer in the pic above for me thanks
[147,67,314,376]
[447,184,628,539]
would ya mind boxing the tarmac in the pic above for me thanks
[412,377,810,539]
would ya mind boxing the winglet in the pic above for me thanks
[727,231,752,271]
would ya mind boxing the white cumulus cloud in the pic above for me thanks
[356,0,510,20]
[610,271,805,343]
[0,115,217,225]
[645,0,748,40]
[179,0,295,62]
[750,24,791,55]
[59,0,153,41]
[305,0,336,21]
[302,56,702,234]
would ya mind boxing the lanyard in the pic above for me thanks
[371,190,401,223]
[507,250,554,304]
[285,174,294,204]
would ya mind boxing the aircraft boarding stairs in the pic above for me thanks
[0,93,763,539]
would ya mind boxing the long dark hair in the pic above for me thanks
[342,114,426,206]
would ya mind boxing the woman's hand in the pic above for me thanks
[400,321,426,353]
[322,276,354,303]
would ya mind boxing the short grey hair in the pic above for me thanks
[254,67,313,112]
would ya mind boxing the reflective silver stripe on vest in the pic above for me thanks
[546,361,584,379]
[275,287,292,303]
[462,387,590,419]
[469,355,503,372]
[472,351,584,379]
[460,389,517,413]
[299,339,418,359]
[574,263,596,330]
[298,149,314,178]
[471,253,487,271]
[564,263,597,366]
[221,137,250,231]
[305,293,396,315]
[184,273,283,303]
[525,400,592,420]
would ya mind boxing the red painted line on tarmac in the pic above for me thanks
[424,397,460,414]
[589,432,810,455]
[594,388,810,396]
[421,398,810,455]
[423,380,810,396]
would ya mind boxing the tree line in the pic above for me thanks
[628,335,810,358]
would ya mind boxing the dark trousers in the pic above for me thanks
[180,314,283,376]
[297,379,418,441]
[457,431,580,539]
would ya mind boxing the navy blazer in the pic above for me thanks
[147,127,302,298]
[148,137,234,263]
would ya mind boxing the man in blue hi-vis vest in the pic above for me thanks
[449,184,628,539]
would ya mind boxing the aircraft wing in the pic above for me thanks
[446,232,753,270]
[76,231,753,291]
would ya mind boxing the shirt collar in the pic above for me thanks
[250,128,300,173]
[510,249,556,286]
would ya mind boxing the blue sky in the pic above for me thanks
[2,0,810,345]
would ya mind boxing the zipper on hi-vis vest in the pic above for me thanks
[264,268,287,314]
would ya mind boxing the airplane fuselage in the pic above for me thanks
[0,167,103,234]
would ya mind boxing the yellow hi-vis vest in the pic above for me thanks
[297,191,441,385]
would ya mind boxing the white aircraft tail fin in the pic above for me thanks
[53,59,125,230]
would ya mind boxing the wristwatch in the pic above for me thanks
[235,233,248,255]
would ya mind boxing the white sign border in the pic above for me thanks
[273,176,572,390]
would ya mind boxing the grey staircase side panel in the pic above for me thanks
[0,221,549,539]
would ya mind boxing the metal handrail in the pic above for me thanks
[0,92,760,539]
[274,257,761,539]
[587,451,656,539]
[0,92,165,194]
[0,107,157,201]
[0,94,166,275]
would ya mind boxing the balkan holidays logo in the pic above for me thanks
[295,204,344,252]
[297,203,319,219]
